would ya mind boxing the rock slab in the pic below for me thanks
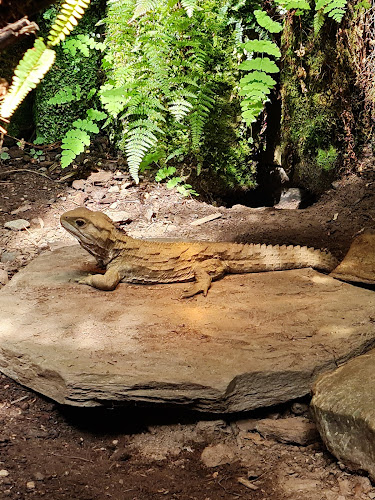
[0,245,375,411]
[311,350,375,480]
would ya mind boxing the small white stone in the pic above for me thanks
[26,481,36,489]
[4,219,30,231]
[0,470,9,477]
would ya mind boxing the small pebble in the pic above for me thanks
[26,481,36,489]
[4,219,30,231]
[0,469,9,477]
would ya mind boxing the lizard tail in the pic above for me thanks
[225,244,339,274]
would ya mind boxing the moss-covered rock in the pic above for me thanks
[33,0,106,143]
[280,15,357,194]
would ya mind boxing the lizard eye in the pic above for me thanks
[75,219,86,227]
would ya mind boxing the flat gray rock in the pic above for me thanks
[311,350,375,479]
[0,245,375,411]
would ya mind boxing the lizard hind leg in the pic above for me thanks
[181,259,227,298]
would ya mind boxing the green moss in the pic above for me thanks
[280,16,356,193]
[33,0,106,143]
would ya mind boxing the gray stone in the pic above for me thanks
[1,252,18,263]
[0,245,375,410]
[275,188,302,209]
[4,219,30,231]
[311,350,375,480]
[255,417,319,445]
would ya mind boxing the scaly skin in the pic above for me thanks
[60,207,339,297]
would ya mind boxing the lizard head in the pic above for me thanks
[60,207,117,264]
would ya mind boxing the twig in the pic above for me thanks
[6,134,61,151]
[217,477,242,498]
[10,395,28,405]
[48,452,93,463]
[0,169,52,180]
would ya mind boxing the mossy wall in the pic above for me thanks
[33,0,106,143]
[280,12,358,194]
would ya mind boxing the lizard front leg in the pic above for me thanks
[181,259,227,298]
[77,267,121,291]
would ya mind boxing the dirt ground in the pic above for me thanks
[1,141,375,500]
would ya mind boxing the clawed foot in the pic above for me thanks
[75,274,93,286]
[181,284,209,299]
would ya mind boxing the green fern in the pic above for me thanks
[274,0,310,10]
[314,0,348,34]
[181,0,198,17]
[313,9,325,33]
[238,9,283,127]
[0,39,56,119]
[242,40,281,58]
[61,129,90,168]
[124,125,159,183]
[47,85,82,105]
[129,0,163,23]
[239,57,280,73]
[60,109,107,168]
[169,98,194,121]
[47,0,91,46]
[253,10,283,33]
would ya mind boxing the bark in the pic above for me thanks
[0,0,58,49]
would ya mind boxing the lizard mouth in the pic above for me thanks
[61,219,93,245]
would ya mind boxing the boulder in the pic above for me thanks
[0,245,375,410]
[311,350,375,480]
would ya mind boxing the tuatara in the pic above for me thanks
[60,207,339,297]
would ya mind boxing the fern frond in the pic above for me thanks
[181,0,198,17]
[253,10,283,33]
[240,71,277,87]
[169,99,194,121]
[242,40,281,58]
[313,10,325,33]
[72,118,99,133]
[47,0,91,46]
[129,0,162,23]
[124,126,158,183]
[0,39,56,119]
[274,0,310,10]
[61,128,91,168]
[239,57,279,74]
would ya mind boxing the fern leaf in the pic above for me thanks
[253,10,283,33]
[47,85,80,105]
[313,10,325,33]
[240,71,277,87]
[275,0,310,10]
[47,0,91,46]
[239,57,279,74]
[129,0,162,23]
[124,126,158,183]
[323,0,346,14]
[242,40,281,58]
[0,39,55,119]
[72,118,99,133]
[169,99,193,121]
[60,128,91,168]
[86,109,107,121]
[181,0,198,17]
